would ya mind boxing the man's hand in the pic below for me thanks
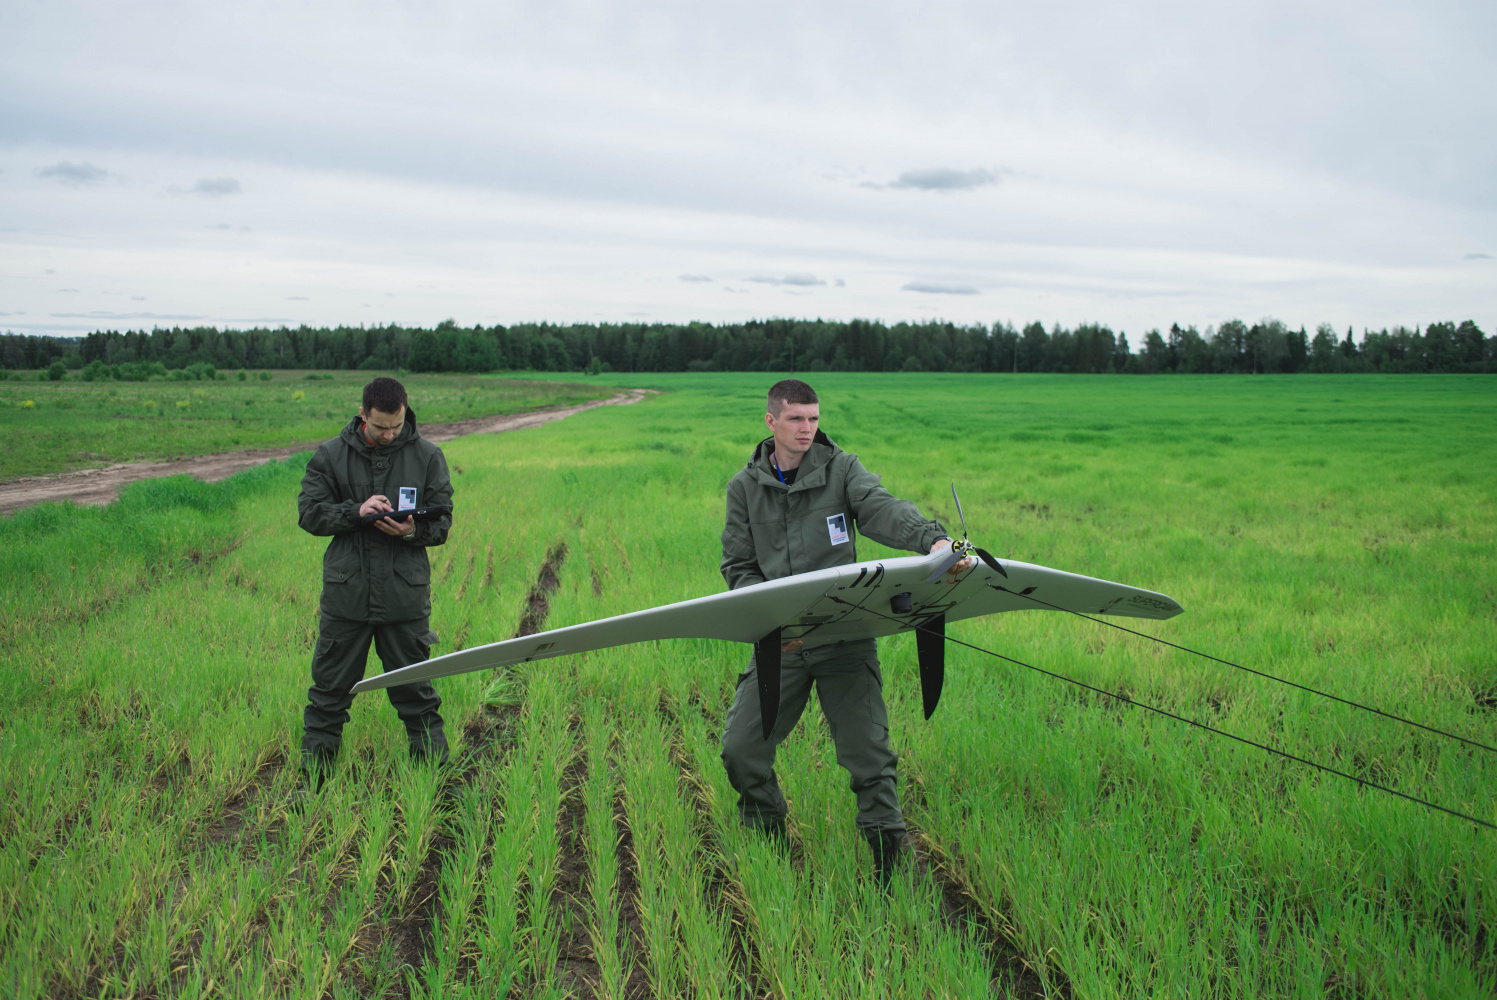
[359,494,393,518]
[374,514,415,537]
[930,538,975,580]
[780,639,804,652]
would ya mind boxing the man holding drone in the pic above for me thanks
[719,378,971,882]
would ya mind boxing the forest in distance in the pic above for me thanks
[4,315,1492,379]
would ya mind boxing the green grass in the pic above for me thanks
[0,370,609,479]
[2,373,1494,997]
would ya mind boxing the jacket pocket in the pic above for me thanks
[322,544,358,583]
[393,551,431,586]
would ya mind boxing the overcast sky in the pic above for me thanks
[2,0,1493,340]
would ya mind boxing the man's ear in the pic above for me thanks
[764,411,775,432]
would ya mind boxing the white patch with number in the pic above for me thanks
[826,513,849,545]
[398,487,417,511]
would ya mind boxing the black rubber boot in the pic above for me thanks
[758,816,790,849]
[291,748,337,812]
[301,747,337,791]
[409,740,450,767]
[867,828,906,887]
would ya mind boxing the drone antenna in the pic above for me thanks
[950,483,969,541]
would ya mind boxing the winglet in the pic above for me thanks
[754,628,783,740]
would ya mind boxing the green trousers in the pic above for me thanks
[720,639,904,836]
[300,614,448,762]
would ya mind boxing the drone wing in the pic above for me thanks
[353,547,1182,725]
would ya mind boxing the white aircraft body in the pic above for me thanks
[353,544,1182,730]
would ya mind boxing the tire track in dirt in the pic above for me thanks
[516,542,569,638]
[551,739,598,996]
[656,694,770,998]
[0,389,651,515]
[613,785,652,1000]
[360,539,569,995]
[904,774,1072,999]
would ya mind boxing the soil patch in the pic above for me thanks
[551,750,598,996]
[385,834,454,986]
[516,541,569,637]
[909,828,1071,999]
[657,696,769,996]
[0,389,650,515]
[614,789,652,1000]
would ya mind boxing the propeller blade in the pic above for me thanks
[950,483,969,540]
[915,614,946,719]
[754,628,783,740]
[974,547,1008,578]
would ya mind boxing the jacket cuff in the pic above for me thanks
[918,523,949,552]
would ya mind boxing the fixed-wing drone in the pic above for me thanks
[353,490,1184,738]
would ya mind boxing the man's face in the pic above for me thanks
[765,401,819,459]
[360,405,406,447]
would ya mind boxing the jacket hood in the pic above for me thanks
[340,406,423,455]
[748,429,839,491]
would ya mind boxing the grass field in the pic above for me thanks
[3,372,1495,998]
[0,371,608,480]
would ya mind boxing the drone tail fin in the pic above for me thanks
[754,628,783,740]
[916,614,946,720]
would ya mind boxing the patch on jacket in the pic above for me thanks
[827,513,850,545]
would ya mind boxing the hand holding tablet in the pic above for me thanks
[361,504,453,527]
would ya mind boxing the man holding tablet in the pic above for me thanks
[296,376,454,785]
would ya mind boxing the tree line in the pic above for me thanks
[3,316,1491,377]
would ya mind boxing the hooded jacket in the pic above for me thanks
[720,430,946,591]
[297,409,453,622]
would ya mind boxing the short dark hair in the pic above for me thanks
[767,378,818,416]
[362,376,408,415]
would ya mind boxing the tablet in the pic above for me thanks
[362,504,453,527]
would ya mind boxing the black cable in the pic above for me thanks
[992,586,1497,756]
[828,596,1496,832]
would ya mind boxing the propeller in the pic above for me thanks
[948,483,1007,579]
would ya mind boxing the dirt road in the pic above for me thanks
[1,389,649,516]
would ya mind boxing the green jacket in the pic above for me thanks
[298,409,453,623]
[720,430,947,590]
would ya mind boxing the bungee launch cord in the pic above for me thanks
[995,586,1497,756]
[827,596,1496,832]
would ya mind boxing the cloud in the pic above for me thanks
[37,161,109,186]
[747,273,826,287]
[49,311,206,320]
[192,177,241,196]
[1466,252,1492,260]
[834,278,846,287]
[888,167,1000,192]
[284,295,309,300]
[902,280,980,295]
[130,296,146,301]
[678,273,712,282]
[57,288,80,292]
